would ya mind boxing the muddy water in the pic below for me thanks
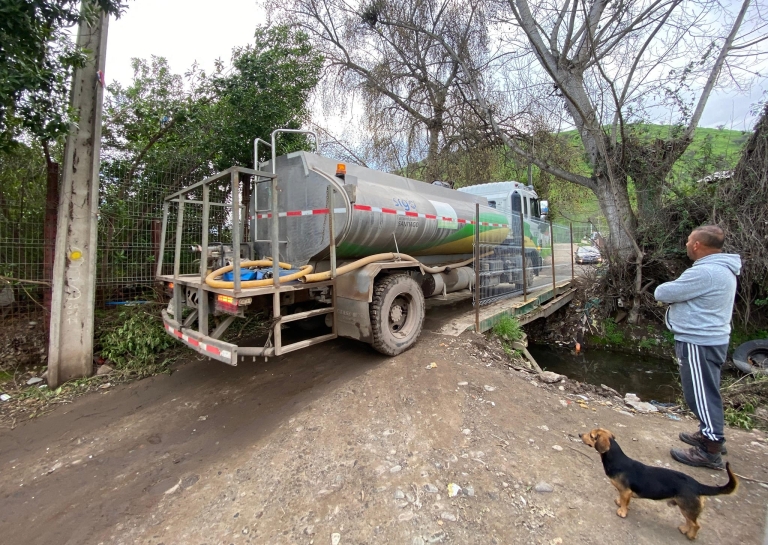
[528,344,681,403]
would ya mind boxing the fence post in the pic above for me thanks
[520,212,527,302]
[550,218,556,295]
[474,203,480,333]
[570,222,575,281]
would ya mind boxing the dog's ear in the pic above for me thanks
[595,429,613,454]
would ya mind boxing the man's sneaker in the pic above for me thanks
[679,431,727,455]
[670,446,725,470]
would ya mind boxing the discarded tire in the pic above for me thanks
[732,339,768,375]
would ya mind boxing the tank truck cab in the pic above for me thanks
[457,182,549,280]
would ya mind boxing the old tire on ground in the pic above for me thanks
[370,273,425,356]
[732,339,768,375]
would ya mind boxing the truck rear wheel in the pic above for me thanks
[370,274,425,356]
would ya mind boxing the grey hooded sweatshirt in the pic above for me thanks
[654,253,741,346]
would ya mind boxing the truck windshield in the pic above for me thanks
[511,192,521,213]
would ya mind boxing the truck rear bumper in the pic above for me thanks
[162,310,239,366]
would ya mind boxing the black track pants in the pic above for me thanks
[675,341,727,442]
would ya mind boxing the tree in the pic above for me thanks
[0,0,126,149]
[279,0,491,181]
[366,0,765,323]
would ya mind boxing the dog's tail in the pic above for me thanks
[696,462,738,496]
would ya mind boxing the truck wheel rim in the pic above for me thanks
[389,296,411,336]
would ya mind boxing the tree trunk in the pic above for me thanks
[593,174,637,255]
[424,122,441,183]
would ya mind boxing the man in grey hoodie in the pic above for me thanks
[654,225,741,470]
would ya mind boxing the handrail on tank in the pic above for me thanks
[270,129,319,174]
[253,138,271,172]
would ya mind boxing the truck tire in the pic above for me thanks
[370,273,425,356]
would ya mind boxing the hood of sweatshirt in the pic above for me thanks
[694,253,741,276]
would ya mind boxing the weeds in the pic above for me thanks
[638,338,658,350]
[602,318,625,345]
[492,315,523,343]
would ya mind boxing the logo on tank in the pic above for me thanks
[392,197,417,211]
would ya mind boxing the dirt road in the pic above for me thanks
[1,315,767,544]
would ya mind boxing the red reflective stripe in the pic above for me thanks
[173,329,183,338]
[207,345,221,356]
[442,216,453,221]
[354,204,372,211]
[285,210,302,217]
[187,337,199,347]
[380,207,397,215]
[405,211,419,217]
[312,208,329,215]
[425,214,437,220]
[457,219,467,223]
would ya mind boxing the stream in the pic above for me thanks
[528,344,681,403]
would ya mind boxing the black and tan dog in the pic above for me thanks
[581,428,738,540]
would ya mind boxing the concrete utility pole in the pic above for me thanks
[47,4,109,388]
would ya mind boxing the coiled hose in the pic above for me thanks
[205,259,313,289]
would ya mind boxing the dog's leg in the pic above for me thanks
[616,488,632,518]
[609,478,631,515]
[676,496,703,540]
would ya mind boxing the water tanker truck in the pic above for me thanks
[156,131,516,363]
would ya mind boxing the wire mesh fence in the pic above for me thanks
[475,208,591,316]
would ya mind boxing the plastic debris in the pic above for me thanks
[426,362,437,369]
[447,483,462,497]
[0,394,10,402]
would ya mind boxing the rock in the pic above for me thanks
[483,385,496,392]
[538,371,564,384]
[534,482,554,493]
[412,537,425,545]
[26,377,43,385]
[390,465,402,473]
[181,475,199,489]
[394,489,405,499]
[440,512,457,522]
[331,532,341,545]
[304,526,315,535]
[96,364,114,376]
[601,384,620,396]
[99,382,112,389]
[457,381,468,386]
[462,428,471,435]
[464,485,475,497]
[398,511,414,522]
[552,445,563,451]
[424,483,438,493]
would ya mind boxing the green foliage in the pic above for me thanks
[602,318,625,345]
[724,404,755,430]
[0,0,127,148]
[730,328,768,351]
[638,338,658,350]
[98,305,175,373]
[492,315,523,343]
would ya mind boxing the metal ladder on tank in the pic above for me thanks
[253,129,339,356]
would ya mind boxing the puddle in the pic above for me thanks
[528,344,680,403]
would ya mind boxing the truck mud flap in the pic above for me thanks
[162,310,238,366]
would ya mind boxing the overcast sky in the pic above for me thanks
[106,0,766,132]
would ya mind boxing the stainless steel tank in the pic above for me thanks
[252,152,509,265]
